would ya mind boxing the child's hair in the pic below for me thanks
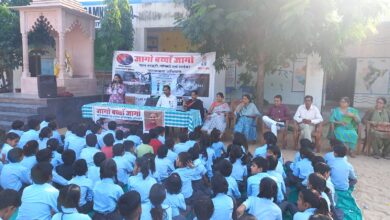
[300,145,315,161]
[39,127,52,140]
[144,153,156,174]
[211,173,228,195]
[149,184,167,220]
[73,124,87,138]
[252,157,269,172]
[44,114,56,123]
[103,133,115,146]
[267,144,281,159]
[36,149,53,162]
[267,155,278,171]
[164,173,182,194]
[329,138,343,148]
[164,137,174,150]
[86,134,97,147]
[90,123,102,134]
[73,159,88,176]
[129,126,138,135]
[194,196,214,220]
[135,155,153,179]
[11,120,24,130]
[46,138,59,151]
[6,132,20,142]
[300,138,315,151]
[228,144,243,164]
[308,173,330,194]
[157,145,168,159]
[31,162,53,184]
[155,126,165,136]
[108,121,117,130]
[0,189,21,210]
[113,144,125,157]
[149,128,159,139]
[118,191,141,219]
[115,130,124,141]
[210,128,221,144]
[178,132,188,143]
[188,131,200,141]
[188,143,200,161]
[123,140,134,152]
[299,189,330,216]
[100,159,118,179]
[233,132,248,152]
[93,152,106,167]
[27,119,40,130]
[48,121,58,131]
[259,177,278,202]
[62,149,76,165]
[23,140,39,156]
[311,155,325,168]
[215,159,232,177]
[263,131,277,145]
[57,184,80,211]
[314,162,331,176]
[8,148,23,163]
[309,214,333,220]
[141,133,151,145]
[238,214,257,220]
[334,145,347,157]
[177,152,192,167]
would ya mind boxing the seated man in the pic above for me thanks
[156,85,177,136]
[293,96,323,149]
[262,95,290,148]
[362,97,390,159]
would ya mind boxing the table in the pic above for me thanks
[82,102,202,131]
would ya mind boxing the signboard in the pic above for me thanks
[112,51,216,106]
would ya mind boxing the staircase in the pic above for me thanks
[0,95,48,131]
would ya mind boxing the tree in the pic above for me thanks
[95,0,134,71]
[178,0,390,107]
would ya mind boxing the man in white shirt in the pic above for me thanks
[156,85,177,109]
[293,95,323,142]
[156,85,177,136]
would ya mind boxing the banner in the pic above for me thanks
[93,106,144,122]
[112,51,216,106]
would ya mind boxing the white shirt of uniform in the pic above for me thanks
[52,207,91,220]
[243,197,282,220]
[80,147,100,167]
[1,143,13,162]
[156,94,177,109]
[293,104,323,124]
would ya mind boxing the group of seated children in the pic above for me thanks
[0,116,358,220]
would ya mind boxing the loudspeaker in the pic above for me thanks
[38,75,57,98]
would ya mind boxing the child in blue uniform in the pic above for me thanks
[327,145,357,191]
[155,145,175,181]
[210,174,234,220]
[8,120,24,137]
[0,148,31,191]
[21,140,38,170]
[294,189,330,220]
[128,155,157,203]
[118,191,142,220]
[69,159,93,214]
[80,134,100,167]
[140,184,172,220]
[112,144,133,186]
[214,159,241,200]
[247,157,272,197]
[210,129,225,158]
[87,152,106,187]
[172,152,196,204]
[0,189,21,220]
[1,132,19,163]
[18,119,40,149]
[163,173,187,218]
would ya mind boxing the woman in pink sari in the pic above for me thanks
[107,74,125,103]
[202,92,231,134]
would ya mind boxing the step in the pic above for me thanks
[0,111,37,123]
[0,103,43,114]
[0,97,48,105]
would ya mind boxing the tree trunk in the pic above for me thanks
[256,53,266,109]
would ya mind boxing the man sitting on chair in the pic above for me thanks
[293,95,323,142]
[156,85,177,136]
[262,95,290,148]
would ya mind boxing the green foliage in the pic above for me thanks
[1,0,31,6]
[95,0,134,71]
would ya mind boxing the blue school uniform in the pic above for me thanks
[267,171,285,203]
[167,149,178,164]
[69,175,93,206]
[158,135,165,144]
[155,157,175,181]
[205,147,216,178]
[328,157,357,191]
[52,130,64,146]
[67,135,86,158]
[93,178,124,213]
[324,151,348,163]
[52,207,91,220]
[8,129,24,138]
[80,147,100,167]
[327,177,336,205]
[40,121,49,130]
[18,129,39,149]
[17,183,59,220]
[141,202,172,220]
[226,176,241,199]
[243,197,283,220]
[292,158,314,180]
[247,172,272,197]
[87,165,100,187]
[192,158,207,181]
[164,192,186,217]
[51,151,63,168]
[1,143,12,162]
[185,140,197,149]
[174,143,190,154]
[124,151,136,168]
[293,208,316,220]
[211,141,225,158]
[173,167,195,199]
[126,135,142,147]
[0,162,31,191]
[289,152,302,170]
[254,144,267,158]
[20,155,37,170]
[231,159,247,182]
[64,132,75,150]
[52,170,69,186]
[211,193,234,220]
[128,173,157,203]
[113,155,133,185]
[276,161,287,179]
[38,138,49,150]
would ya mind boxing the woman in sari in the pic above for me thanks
[330,97,360,157]
[234,94,261,142]
[202,92,230,134]
[107,74,125,103]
